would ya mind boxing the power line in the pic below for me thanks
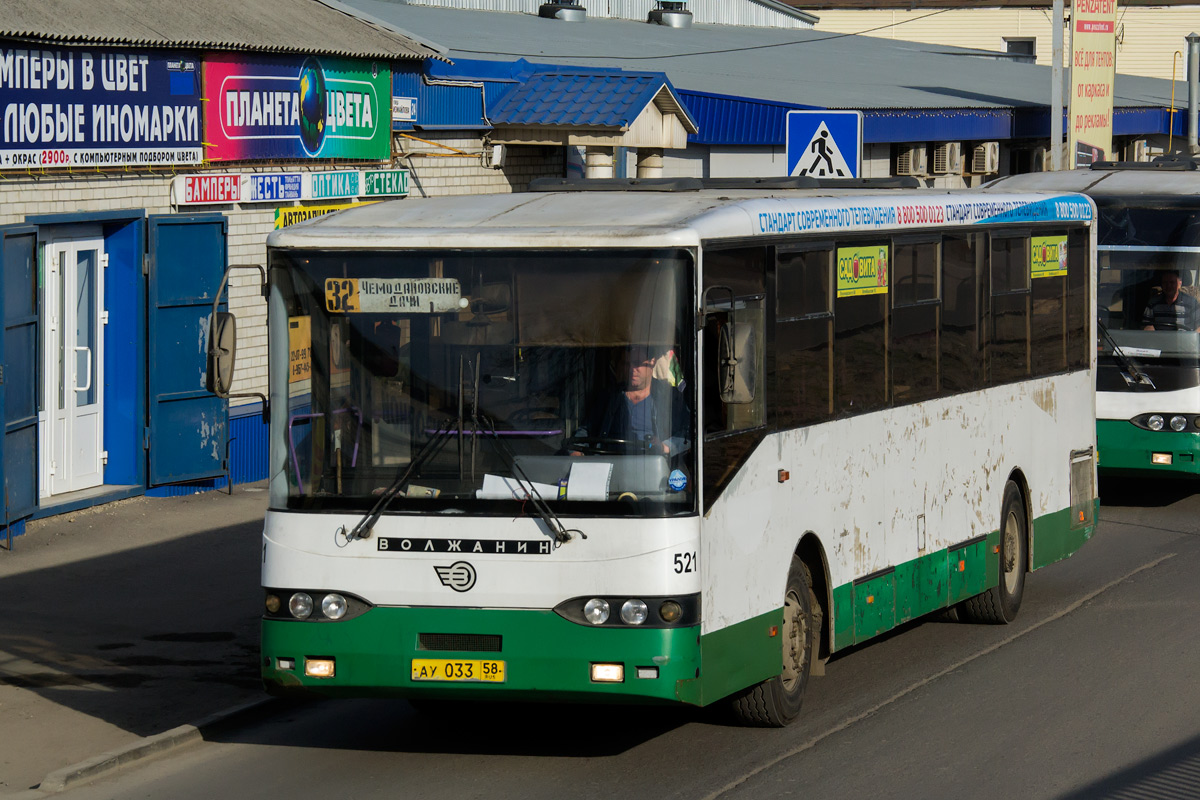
[451,8,955,61]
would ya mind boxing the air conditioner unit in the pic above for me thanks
[1130,140,1150,162]
[932,142,963,175]
[971,141,1000,174]
[895,144,928,177]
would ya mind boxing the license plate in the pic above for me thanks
[411,658,506,683]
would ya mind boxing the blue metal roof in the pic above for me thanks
[359,2,1181,144]
[489,72,691,129]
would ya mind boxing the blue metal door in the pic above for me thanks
[146,215,229,486]
[1,226,39,524]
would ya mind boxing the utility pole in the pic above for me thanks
[1051,0,1064,170]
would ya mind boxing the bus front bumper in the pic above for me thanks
[1097,420,1200,476]
[262,607,701,704]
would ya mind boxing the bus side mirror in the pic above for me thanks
[207,311,236,398]
[718,321,756,404]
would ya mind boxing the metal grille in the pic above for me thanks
[418,633,502,652]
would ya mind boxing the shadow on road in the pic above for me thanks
[1098,476,1198,509]
[1058,732,1200,799]
[0,517,264,738]
[205,695,706,757]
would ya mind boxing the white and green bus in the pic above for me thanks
[989,161,1200,479]
[254,178,1097,726]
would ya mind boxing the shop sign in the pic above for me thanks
[392,97,417,123]
[1068,0,1118,167]
[274,202,374,229]
[170,174,241,205]
[247,173,303,202]
[307,170,360,200]
[363,169,409,197]
[0,46,201,169]
[204,53,391,162]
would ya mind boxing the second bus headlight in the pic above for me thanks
[1171,415,1188,432]
[1148,414,1165,431]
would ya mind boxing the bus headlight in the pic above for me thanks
[659,600,683,623]
[264,594,282,614]
[1148,414,1165,431]
[620,599,649,625]
[289,592,313,619]
[583,598,610,625]
[1171,415,1188,432]
[321,593,348,620]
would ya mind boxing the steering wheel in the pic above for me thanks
[564,436,654,456]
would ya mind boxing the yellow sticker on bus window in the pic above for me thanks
[836,244,889,297]
[287,316,311,384]
[1031,235,1068,279]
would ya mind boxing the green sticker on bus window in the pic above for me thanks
[836,244,889,298]
[1031,234,1068,279]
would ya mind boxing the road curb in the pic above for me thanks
[34,697,275,794]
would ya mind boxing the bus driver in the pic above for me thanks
[570,345,691,456]
[1142,269,1200,331]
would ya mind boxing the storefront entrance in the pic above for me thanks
[40,229,106,497]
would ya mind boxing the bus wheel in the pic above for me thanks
[730,557,814,727]
[961,480,1027,624]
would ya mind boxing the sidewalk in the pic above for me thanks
[0,484,271,796]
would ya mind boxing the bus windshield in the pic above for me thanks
[269,248,696,517]
[1097,202,1200,361]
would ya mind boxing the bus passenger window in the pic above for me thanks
[776,247,833,427]
[1066,228,1090,369]
[1031,231,1070,376]
[833,241,888,415]
[891,239,940,404]
[941,233,986,393]
[990,234,1031,385]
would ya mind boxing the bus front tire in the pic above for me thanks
[960,480,1027,624]
[730,557,815,727]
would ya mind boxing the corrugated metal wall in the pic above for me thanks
[403,0,814,28]
[811,8,1199,82]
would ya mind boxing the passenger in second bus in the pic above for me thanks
[1142,269,1200,331]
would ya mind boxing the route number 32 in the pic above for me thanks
[673,552,696,574]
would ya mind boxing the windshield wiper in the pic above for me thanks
[343,420,456,541]
[480,415,584,544]
[1098,320,1156,389]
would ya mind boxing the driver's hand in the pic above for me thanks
[569,451,583,457]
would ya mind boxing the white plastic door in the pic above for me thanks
[41,235,104,496]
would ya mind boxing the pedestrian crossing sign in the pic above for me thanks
[786,110,863,179]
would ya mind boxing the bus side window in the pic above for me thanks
[776,246,833,427]
[833,240,888,416]
[702,247,766,437]
[891,237,940,404]
[1066,228,1090,369]
[941,233,986,393]
[989,232,1031,385]
[1031,231,1070,376]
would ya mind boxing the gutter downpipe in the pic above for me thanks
[1188,33,1200,155]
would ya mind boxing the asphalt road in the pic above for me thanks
[55,478,1200,800]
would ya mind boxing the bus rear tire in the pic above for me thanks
[729,557,815,727]
[960,480,1027,624]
